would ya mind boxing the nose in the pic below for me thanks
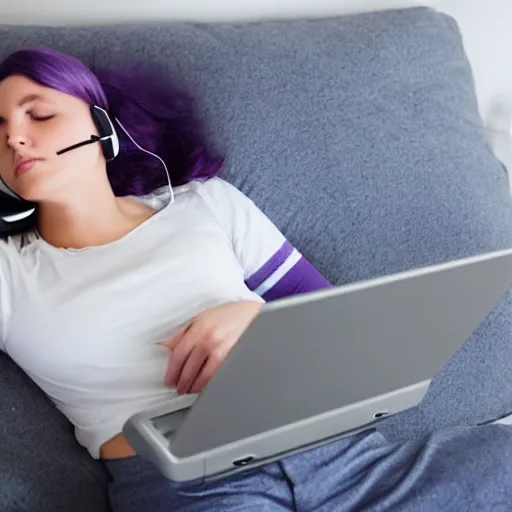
[6,134,30,151]
[3,118,31,151]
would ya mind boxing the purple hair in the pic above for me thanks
[0,47,223,196]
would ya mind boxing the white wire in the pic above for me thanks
[113,116,175,206]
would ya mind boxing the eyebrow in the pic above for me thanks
[0,94,52,123]
[18,94,47,106]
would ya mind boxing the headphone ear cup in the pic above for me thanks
[90,105,120,162]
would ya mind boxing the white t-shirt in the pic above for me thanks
[0,178,302,459]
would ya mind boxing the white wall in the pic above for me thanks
[0,0,500,25]
[0,0,433,24]
[0,0,511,123]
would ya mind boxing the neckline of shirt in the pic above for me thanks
[33,194,174,256]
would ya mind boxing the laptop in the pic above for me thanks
[124,248,512,483]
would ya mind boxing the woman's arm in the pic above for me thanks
[199,177,332,301]
[244,240,331,302]
[164,179,332,394]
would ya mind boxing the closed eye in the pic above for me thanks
[29,113,55,122]
[0,112,55,125]
[30,114,55,121]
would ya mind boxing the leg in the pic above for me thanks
[282,424,512,511]
[104,454,294,512]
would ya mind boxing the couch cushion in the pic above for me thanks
[0,353,110,512]
[1,6,512,510]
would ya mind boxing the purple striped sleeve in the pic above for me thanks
[245,241,294,291]
[244,239,332,301]
[261,256,332,301]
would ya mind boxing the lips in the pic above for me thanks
[14,158,43,177]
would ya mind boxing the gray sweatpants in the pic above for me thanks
[105,423,512,511]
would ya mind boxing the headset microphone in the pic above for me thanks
[1,104,174,232]
[0,135,105,225]
[55,108,174,205]
[56,135,103,156]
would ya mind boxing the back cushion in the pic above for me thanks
[0,7,512,509]
[1,9,509,286]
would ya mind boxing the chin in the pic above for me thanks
[11,162,58,202]
[13,177,60,204]
[14,184,51,204]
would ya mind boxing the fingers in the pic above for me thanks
[188,346,227,394]
[164,337,228,394]
[163,316,233,393]
[162,325,188,350]
[164,329,194,387]
[175,345,210,394]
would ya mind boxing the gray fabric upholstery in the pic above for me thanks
[1,6,512,511]
[0,354,110,511]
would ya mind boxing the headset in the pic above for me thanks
[0,105,173,236]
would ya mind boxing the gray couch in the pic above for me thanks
[2,7,512,511]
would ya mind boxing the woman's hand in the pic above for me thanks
[162,300,263,394]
